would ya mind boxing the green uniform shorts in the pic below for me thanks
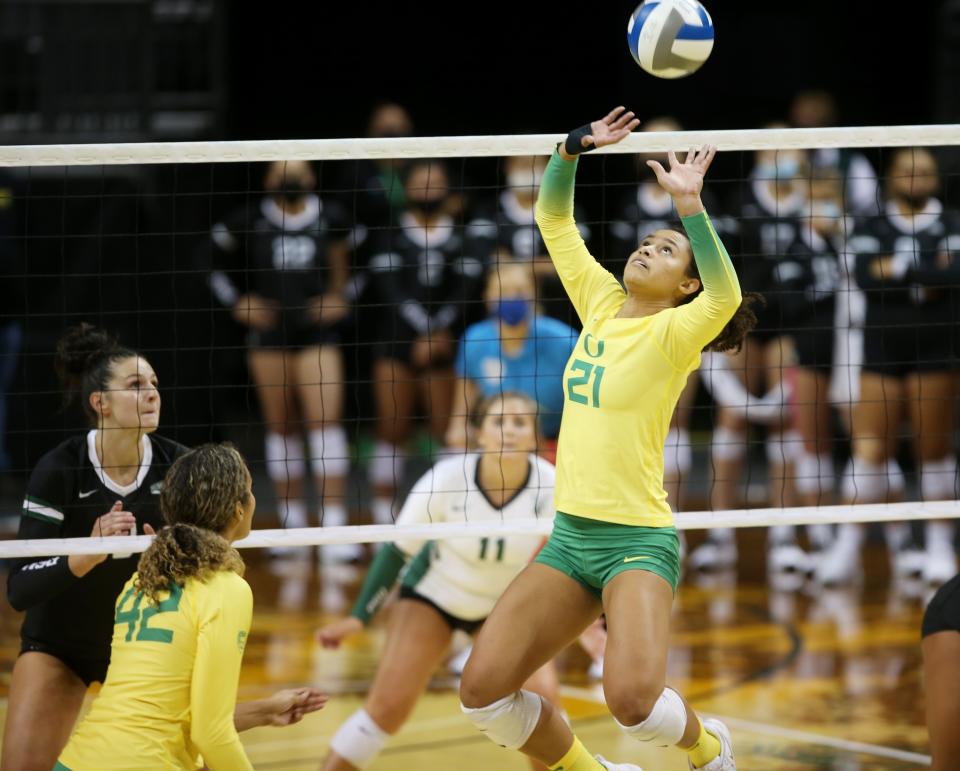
[535,512,681,595]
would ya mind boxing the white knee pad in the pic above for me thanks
[309,426,350,478]
[795,453,835,496]
[370,440,405,487]
[329,709,389,769]
[460,691,542,751]
[664,428,692,477]
[265,432,306,483]
[841,457,903,503]
[711,426,746,463]
[921,457,958,501]
[616,687,687,748]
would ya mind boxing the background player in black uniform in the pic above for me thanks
[476,153,590,327]
[922,572,960,770]
[693,139,807,571]
[2,324,188,771]
[365,159,487,526]
[209,159,357,561]
[820,147,960,587]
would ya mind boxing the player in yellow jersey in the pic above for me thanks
[460,108,760,771]
[56,444,326,771]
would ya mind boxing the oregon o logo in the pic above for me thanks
[583,334,605,358]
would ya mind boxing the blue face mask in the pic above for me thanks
[810,200,841,218]
[494,297,531,326]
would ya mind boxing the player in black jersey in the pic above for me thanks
[2,324,188,771]
[365,159,487,526]
[780,168,844,511]
[470,153,591,328]
[692,140,807,572]
[922,571,960,770]
[819,147,960,587]
[209,160,358,561]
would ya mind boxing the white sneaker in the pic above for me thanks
[815,529,862,586]
[923,543,958,586]
[688,537,737,572]
[318,542,364,564]
[892,548,926,580]
[596,756,643,770]
[767,542,813,593]
[689,718,735,770]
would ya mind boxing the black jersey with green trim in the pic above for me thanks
[8,431,188,659]
[851,199,960,327]
[208,195,351,332]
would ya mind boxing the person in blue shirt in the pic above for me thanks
[447,261,577,456]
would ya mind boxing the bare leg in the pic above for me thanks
[601,570,700,746]
[419,366,455,445]
[296,346,347,507]
[321,600,453,771]
[460,563,601,765]
[923,631,960,771]
[371,358,417,512]
[1,653,89,771]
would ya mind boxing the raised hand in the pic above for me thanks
[645,144,717,200]
[561,106,640,159]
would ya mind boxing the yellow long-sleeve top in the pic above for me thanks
[537,149,741,527]
[58,570,253,771]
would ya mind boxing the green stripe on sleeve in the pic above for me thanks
[349,543,409,624]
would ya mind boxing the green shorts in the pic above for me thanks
[535,512,681,595]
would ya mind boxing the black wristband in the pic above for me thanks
[564,124,596,156]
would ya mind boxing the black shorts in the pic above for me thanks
[371,338,455,369]
[791,302,835,371]
[862,323,956,378]
[248,324,340,350]
[19,637,108,686]
[751,299,787,344]
[923,573,960,638]
[398,585,484,635]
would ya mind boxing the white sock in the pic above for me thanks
[278,499,308,529]
[371,497,394,525]
[322,502,348,528]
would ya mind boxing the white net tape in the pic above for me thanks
[1,124,959,166]
[2,501,958,559]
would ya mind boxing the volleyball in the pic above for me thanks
[627,0,714,79]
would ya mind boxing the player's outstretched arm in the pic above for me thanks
[536,106,639,323]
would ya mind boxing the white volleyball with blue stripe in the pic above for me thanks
[627,0,714,79]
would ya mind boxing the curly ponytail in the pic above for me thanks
[136,443,249,603]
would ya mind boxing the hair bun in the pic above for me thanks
[54,323,118,390]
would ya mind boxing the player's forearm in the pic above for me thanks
[234,700,268,732]
[349,542,409,624]
[7,555,80,611]
[536,149,577,219]
[681,210,741,308]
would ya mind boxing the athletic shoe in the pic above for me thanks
[688,535,737,572]
[596,755,643,770]
[767,543,812,591]
[689,718,735,770]
[815,526,863,586]
[891,548,926,580]
[923,542,958,587]
[318,542,364,564]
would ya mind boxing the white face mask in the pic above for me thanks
[507,168,543,191]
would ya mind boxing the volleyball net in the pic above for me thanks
[1,123,959,559]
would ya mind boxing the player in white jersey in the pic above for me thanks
[316,392,558,770]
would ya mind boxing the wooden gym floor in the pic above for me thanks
[0,528,935,770]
